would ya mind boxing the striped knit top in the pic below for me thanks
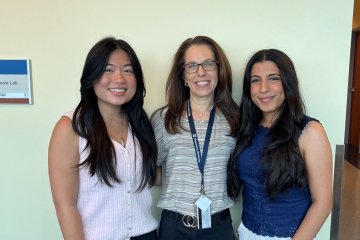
[151,108,235,216]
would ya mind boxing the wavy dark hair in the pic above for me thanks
[227,49,307,200]
[72,37,157,190]
[161,35,239,135]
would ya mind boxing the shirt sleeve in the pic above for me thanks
[151,109,168,166]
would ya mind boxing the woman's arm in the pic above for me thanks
[292,121,333,240]
[48,117,85,240]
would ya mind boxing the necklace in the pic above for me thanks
[118,120,128,147]
[193,108,213,123]
[106,116,128,147]
[118,137,126,147]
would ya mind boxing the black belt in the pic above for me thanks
[162,208,230,229]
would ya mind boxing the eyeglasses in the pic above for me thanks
[183,60,217,74]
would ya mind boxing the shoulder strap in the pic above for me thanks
[301,115,319,131]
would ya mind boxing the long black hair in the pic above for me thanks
[227,49,307,200]
[72,37,157,190]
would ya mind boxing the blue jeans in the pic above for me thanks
[158,209,235,240]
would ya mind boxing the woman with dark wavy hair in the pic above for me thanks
[49,37,158,240]
[227,49,332,239]
[151,36,239,240]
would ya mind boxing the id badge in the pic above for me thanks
[195,195,212,229]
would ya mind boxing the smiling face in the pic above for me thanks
[183,44,218,101]
[93,49,137,111]
[250,60,285,124]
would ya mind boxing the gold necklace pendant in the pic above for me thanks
[119,137,126,147]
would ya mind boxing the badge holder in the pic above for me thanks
[195,193,212,229]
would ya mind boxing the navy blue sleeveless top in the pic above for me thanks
[236,116,315,237]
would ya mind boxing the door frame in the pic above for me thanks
[345,31,356,147]
[344,29,360,151]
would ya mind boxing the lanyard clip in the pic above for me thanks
[200,182,205,195]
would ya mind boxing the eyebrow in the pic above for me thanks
[185,59,215,64]
[268,73,280,77]
[105,63,132,67]
[250,73,280,78]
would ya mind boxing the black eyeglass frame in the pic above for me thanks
[183,60,218,74]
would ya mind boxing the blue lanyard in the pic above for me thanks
[186,99,216,194]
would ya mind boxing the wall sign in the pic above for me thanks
[0,59,32,104]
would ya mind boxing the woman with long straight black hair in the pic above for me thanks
[227,49,332,240]
[49,37,158,240]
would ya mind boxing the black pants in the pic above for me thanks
[158,209,235,240]
[130,229,158,240]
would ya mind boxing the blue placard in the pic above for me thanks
[0,59,32,104]
[0,60,28,74]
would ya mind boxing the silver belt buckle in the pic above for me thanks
[182,215,198,228]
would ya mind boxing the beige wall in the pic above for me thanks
[0,0,354,239]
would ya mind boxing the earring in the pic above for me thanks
[184,82,188,87]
